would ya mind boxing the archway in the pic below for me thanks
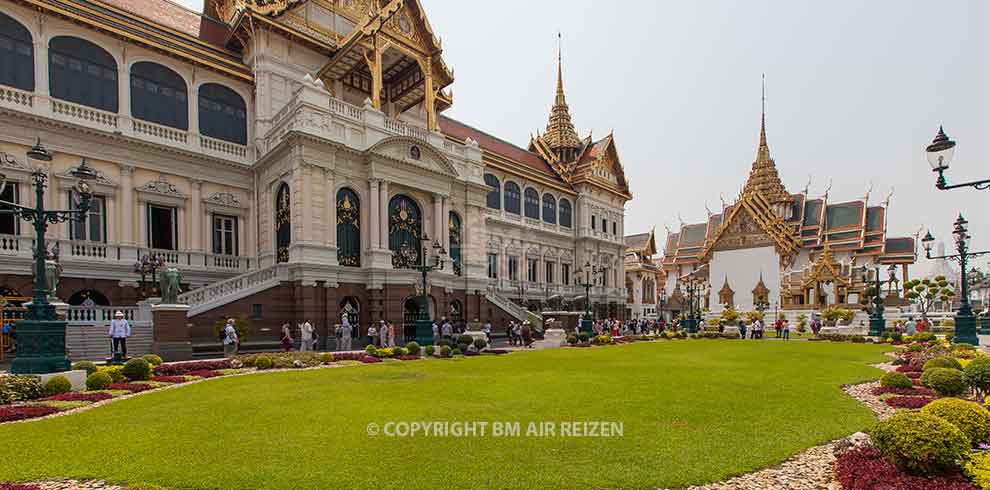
[67,289,110,306]
[402,297,420,342]
[274,183,290,263]
[388,195,422,269]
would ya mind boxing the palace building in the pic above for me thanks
[659,107,918,318]
[0,0,630,352]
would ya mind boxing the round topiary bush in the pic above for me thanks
[871,411,970,474]
[319,352,334,364]
[451,348,462,356]
[457,334,474,346]
[921,398,990,447]
[365,344,377,354]
[439,345,452,358]
[141,354,164,366]
[424,345,435,357]
[44,375,72,396]
[86,371,112,391]
[965,357,990,397]
[122,358,152,381]
[71,361,99,376]
[924,356,963,372]
[921,367,969,396]
[566,334,578,345]
[880,372,913,390]
[577,332,590,343]
[405,341,421,356]
[473,337,487,350]
[254,355,273,370]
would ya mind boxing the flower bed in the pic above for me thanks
[359,356,382,363]
[0,405,58,423]
[154,360,232,376]
[897,364,923,373]
[39,392,113,402]
[185,370,222,378]
[906,371,923,379]
[108,383,156,393]
[884,396,937,409]
[871,387,935,396]
[0,484,42,490]
[396,355,422,361]
[835,447,976,490]
[149,376,189,384]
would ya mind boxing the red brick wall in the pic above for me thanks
[0,274,140,305]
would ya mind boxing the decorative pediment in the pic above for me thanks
[366,136,458,178]
[55,160,116,187]
[0,151,30,171]
[752,274,770,304]
[204,192,242,208]
[801,244,849,288]
[718,277,735,308]
[699,192,801,264]
[135,175,186,207]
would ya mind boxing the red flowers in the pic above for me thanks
[0,484,44,490]
[108,383,155,393]
[396,355,421,361]
[884,396,937,409]
[149,376,188,383]
[871,387,935,397]
[897,364,923,373]
[154,360,231,376]
[39,392,113,402]
[835,447,977,490]
[185,370,221,378]
[359,356,382,363]
[0,405,58,423]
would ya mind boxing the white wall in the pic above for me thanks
[709,246,780,312]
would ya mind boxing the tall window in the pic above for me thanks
[559,199,572,228]
[212,214,238,256]
[527,258,538,282]
[388,195,422,269]
[49,36,117,112]
[524,188,540,219]
[504,182,521,215]
[562,263,571,286]
[70,192,105,242]
[602,218,608,234]
[131,62,188,130]
[484,174,500,210]
[449,211,462,276]
[274,183,290,263]
[0,183,19,235]
[612,221,617,236]
[508,256,519,281]
[336,187,360,267]
[199,83,246,145]
[545,262,554,284]
[487,253,498,279]
[147,204,177,250]
[542,194,556,224]
[0,12,34,91]
[591,214,596,231]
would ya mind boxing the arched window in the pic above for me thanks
[67,289,110,306]
[484,173,500,210]
[504,182,521,215]
[542,194,557,224]
[274,183,290,263]
[449,211,462,276]
[449,299,463,325]
[49,36,117,112]
[340,296,360,327]
[336,187,360,267]
[388,195,422,269]
[131,62,188,130]
[199,83,246,145]
[559,199,572,228]
[0,12,33,91]
[524,188,540,219]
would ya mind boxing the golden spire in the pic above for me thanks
[542,32,581,159]
[742,74,790,205]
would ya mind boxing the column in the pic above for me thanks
[369,180,380,250]
[379,180,389,249]
[190,180,202,250]
[301,165,313,243]
[441,197,450,252]
[120,165,135,245]
[58,188,69,240]
[325,169,336,246]
[177,207,186,250]
[138,202,147,247]
[433,194,442,246]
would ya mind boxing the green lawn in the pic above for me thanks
[1,340,890,490]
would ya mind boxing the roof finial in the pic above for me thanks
[759,73,768,156]
[556,31,564,98]
[539,31,581,156]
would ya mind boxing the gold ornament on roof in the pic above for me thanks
[540,33,581,158]
[742,77,790,205]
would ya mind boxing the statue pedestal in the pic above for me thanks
[152,304,192,361]
[541,328,567,348]
[723,326,741,338]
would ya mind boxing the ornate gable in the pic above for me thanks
[366,136,459,178]
[699,191,801,264]
[801,244,849,288]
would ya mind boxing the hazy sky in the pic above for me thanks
[176,0,990,274]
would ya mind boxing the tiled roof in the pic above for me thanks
[678,224,708,247]
[439,116,564,183]
[624,233,651,250]
[825,201,864,229]
[884,237,915,254]
[98,0,202,37]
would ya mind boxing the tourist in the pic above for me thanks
[299,320,314,352]
[388,321,396,347]
[915,318,926,333]
[108,310,132,359]
[521,321,532,347]
[441,318,453,341]
[512,322,521,346]
[774,318,782,338]
[739,320,747,339]
[906,317,917,335]
[483,321,492,343]
[336,321,352,351]
[367,323,377,347]
[782,318,790,340]
[223,318,239,357]
[280,323,293,351]
[811,316,822,336]
[378,320,387,347]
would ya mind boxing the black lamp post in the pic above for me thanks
[859,265,894,337]
[926,127,990,191]
[1,139,98,374]
[921,215,990,346]
[133,252,165,299]
[680,275,703,333]
[575,261,604,334]
[658,287,667,323]
[412,232,446,346]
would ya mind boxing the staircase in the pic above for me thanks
[178,264,285,316]
[66,324,153,361]
[485,288,528,322]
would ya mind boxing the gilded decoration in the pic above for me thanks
[718,278,735,308]
[800,245,849,288]
[389,196,421,269]
[752,275,769,305]
[336,191,360,267]
[215,0,306,24]
[337,194,359,226]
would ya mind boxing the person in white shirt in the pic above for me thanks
[223,318,239,357]
[300,320,314,352]
[431,321,439,345]
[108,310,132,359]
[483,321,492,343]
[337,321,353,351]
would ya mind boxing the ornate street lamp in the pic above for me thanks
[658,287,667,323]
[412,232,446,346]
[858,265,894,337]
[575,261,604,334]
[678,273,704,333]
[133,253,165,299]
[0,138,97,374]
[921,215,990,345]
[925,127,990,191]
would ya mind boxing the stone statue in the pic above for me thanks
[44,243,62,300]
[159,267,183,304]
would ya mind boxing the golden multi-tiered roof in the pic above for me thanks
[542,58,582,153]
[742,111,791,205]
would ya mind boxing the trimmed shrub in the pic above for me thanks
[566,334,578,345]
[871,411,970,474]
[922,398,990,447]
[254,355,273,370]
[964,451,990,490]
[425,345,435,357]
[924,356,963,372]
[365,344,377,354]
[438,338,452,348]
[71,361,99,376]
[405,341,421,356]
[473,338,488,350]
[85,372,112,391]
[836,447,978,490]
[577,332,590,343]
[921,367,969,397]
[880,372,913,389]
[439,345,452,358]
[122,358,152,381]
[0,375,44,404]
[99,366,125,383]
[457,334,474,346]
[964,357,990,397]
[319,352,334,364]
[44,376,72,396]
[451,348,463,356]
[141,354,164,366]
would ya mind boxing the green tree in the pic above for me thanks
[904,276,955,324]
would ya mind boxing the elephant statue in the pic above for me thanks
[159,267,183,304]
